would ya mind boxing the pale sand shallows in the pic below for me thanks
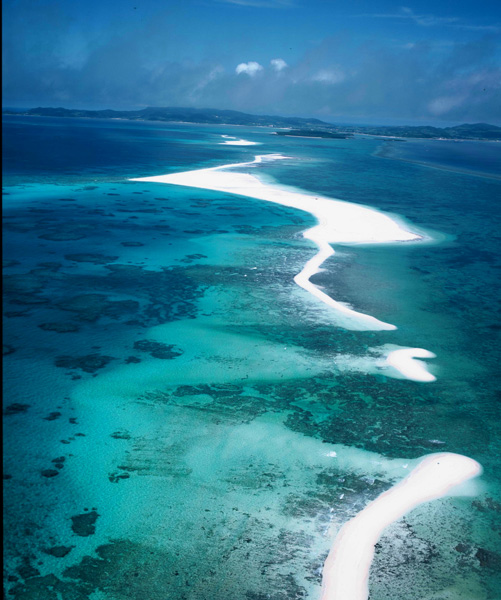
[321,453,482,600]
[131,154,428,332]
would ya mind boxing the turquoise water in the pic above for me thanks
[3,116,501,599]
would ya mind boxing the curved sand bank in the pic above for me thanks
[386,347,437,382]
[321,452,482,600]
[334,345,437,383]
[131,154,428,332]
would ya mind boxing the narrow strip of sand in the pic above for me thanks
[321,452,482,600]
[130,154,425,331]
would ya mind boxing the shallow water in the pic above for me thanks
[3,116,501,599]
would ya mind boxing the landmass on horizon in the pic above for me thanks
[4,106,501,141]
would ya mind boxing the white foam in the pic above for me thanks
[320,452,482,600]
[130,154,428,332]
[219,136,260,145]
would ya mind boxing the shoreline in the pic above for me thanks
[4,114,501,141]
[130,154,431,333]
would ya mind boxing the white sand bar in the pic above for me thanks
[386,347,437,382]
[131,154,425,331]
[321,452,482,600]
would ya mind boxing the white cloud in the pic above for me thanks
[312,68,345,84]
[235,61,264,76]
[354,7,459,27]
[270,58,288,72]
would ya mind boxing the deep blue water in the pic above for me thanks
[376,137,501,179]
[3,115,501,600]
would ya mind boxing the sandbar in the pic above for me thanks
[131,154,428,332]
[321,452,482,600]
[385,347,437,382]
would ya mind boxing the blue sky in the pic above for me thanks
[2,0,501,124]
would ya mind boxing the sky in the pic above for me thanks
[2,0,501,125]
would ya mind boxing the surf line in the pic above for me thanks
[219,135,260,146]
[320,452,482,600]
[130,154,425,331]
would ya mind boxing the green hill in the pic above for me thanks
[3,107,501,140]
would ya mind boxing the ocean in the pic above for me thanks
[3,114,501,599]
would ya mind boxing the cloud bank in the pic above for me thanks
[2,1,500,124]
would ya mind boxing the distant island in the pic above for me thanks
[3,106,501,140]
[2,106,328,129]
[343,122,501,141]
[275,129,352,139]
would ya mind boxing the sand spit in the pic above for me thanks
[320,452,482,600]
[131,154,428,332]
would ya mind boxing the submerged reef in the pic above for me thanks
[70,511,100,537]
[54,353,116,374]
[3,141,501,600]
[133,339,183,359]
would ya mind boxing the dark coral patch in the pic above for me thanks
[133,339,183,359]
[476,547,501,569]
[65,253,119,265]
[3,403,30,415]
[38,322,79,333]
[57,294,138,322]
[39,231,87,241]
[55,353,116,374]
[178,253,208,263]
[43,412,62,421]
[108,471,130,483]
[43,545,74,558]
[41,469,59,478]
[37,262,62,270]
[125,356,141,364]
[71,510,99,537]
[110,430,131,440]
